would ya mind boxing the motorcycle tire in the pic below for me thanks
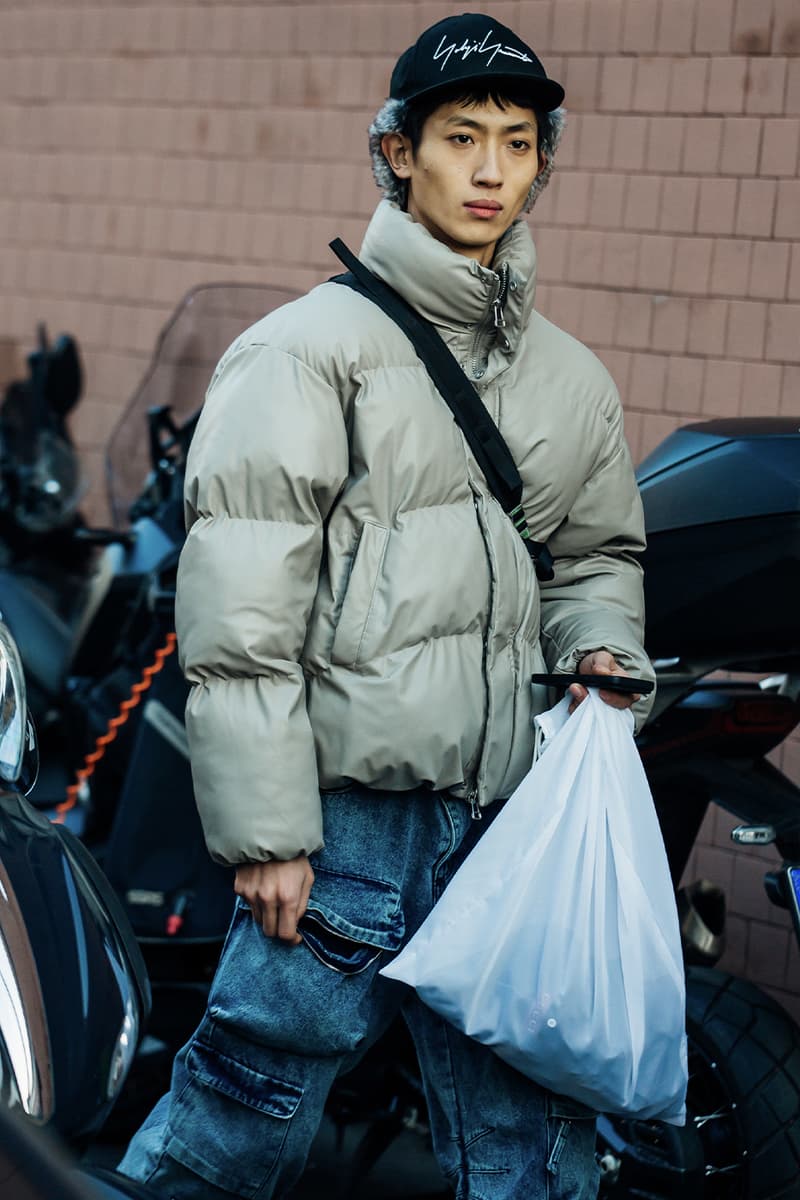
[685,966,800,1199]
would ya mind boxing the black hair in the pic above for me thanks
[401,83,551,162]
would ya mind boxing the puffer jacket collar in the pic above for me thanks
[359,200,538,354]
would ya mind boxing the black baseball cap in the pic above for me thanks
[390,13,565,111]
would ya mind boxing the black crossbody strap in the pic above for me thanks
[329,238,554,582]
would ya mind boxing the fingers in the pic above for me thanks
[234,857,314,945]
[257,897,277,938]
[275,899,300,945]
[573,682,640,710]
[258,891,301,943]
[575,651,640,710]
[297,868,314,925]
[592,654,639,709]
[568,681,587,714]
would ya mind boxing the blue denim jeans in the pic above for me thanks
[119,787,599,1199]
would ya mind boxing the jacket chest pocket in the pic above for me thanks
[331,521,388,668]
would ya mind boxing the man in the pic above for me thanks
[120,12,655,1199]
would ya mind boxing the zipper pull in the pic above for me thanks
[468,789,482,820]
[492,263,510,329]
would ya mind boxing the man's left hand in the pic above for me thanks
[567,650,640,714]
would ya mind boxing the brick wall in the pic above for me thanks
[0,0,799,1011]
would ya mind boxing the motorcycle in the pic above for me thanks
[4,285,800,1197]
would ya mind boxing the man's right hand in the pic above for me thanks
[234,855,315,945]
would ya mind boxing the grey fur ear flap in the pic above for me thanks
[368,98,410,208]
[522,106,566,213]
[368,99,566,214]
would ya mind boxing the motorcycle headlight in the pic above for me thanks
[14,431,87,534]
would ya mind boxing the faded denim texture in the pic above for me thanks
[119,787,599,1199]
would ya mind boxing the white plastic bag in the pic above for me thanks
[381,689,688,1123]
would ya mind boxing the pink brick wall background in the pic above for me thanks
[0,0,799,1013]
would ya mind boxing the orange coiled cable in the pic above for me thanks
[52,632,178,825]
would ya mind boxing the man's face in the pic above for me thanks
[384,98,543,268]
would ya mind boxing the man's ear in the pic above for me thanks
[381,132,413,179]
[537,150,548,177]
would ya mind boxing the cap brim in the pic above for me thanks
[395,71,565,112]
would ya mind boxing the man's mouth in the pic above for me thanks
[464,200,503,215]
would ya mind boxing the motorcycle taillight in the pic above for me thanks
[641,684,800,764]
[723,694,800,736]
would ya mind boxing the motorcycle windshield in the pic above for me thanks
[104,284,300,530]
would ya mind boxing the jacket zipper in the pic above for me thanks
[463,264,510,814]
[469,262,509,380]
[466,485,498,818]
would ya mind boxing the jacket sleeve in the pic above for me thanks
[538,396,655,729]
[175,341,349,865]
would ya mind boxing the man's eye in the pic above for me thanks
[449,134,473,145]
[510,140,531,151]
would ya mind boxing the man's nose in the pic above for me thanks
[473,143,503,186]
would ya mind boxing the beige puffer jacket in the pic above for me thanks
[176,200,654,866]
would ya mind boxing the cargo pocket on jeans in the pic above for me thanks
[164,1037,303,1197]
[299,864,404,975]
[546,1094,599,1199]
[207,865,405,1057]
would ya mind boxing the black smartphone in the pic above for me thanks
[530,672,654,696]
